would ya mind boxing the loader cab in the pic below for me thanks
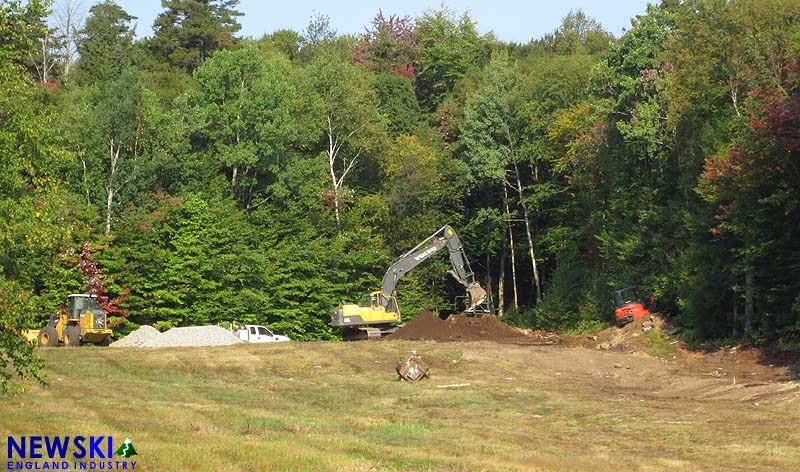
[67,294,97,319]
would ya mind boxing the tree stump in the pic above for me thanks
[396,352,430,381]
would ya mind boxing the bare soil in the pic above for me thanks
[387,311,557,344]
[560,313,800,383]
[390,311,800,395]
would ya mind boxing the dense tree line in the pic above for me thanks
[2,0,798,390]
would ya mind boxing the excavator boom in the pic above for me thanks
[331,225,488,338]
[380,225,486,312]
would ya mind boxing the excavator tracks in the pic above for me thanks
[342,325,399,341]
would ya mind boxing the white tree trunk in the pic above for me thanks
[503,184,519,309]
[81,157,90,206]
[745,269,754,336]
[485,250,494,316]
[29,30,53,83]
[105,186,114,237]
[498,236,505,317]
[327,127,341,226]
[513,162,541,304]
[57,0,84,78]
[231,166,239,196]
[326,114,361,227]
[105,139,120,236]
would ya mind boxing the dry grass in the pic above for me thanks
[2,341,799,471]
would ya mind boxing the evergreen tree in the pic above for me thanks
[74,0,137,84]
[149,0,242,72]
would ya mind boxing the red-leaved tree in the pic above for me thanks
[352,10,419,80]
[75,242,129,326]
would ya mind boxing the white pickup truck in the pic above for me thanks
[235,325,291,343]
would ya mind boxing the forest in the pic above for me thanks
[1,0,799,387]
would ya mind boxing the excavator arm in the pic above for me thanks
[332,225,488,338]
[379,225,487,313]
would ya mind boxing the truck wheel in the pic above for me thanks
[64,326,81,347]
[97,336,110,347]
[38,326,59,347]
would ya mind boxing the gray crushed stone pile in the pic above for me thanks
[110,325,161,347]
[112,325,243,348]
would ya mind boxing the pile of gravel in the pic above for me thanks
[111,325,161,347]
[111,325,243,348]
[143,325,242,347]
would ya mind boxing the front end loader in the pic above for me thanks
[38,294,113,347]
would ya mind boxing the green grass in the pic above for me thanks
[1,341,798,471]
[562,319,612,335]
[644,329,674,357]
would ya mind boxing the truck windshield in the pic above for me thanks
[257,327,272,336]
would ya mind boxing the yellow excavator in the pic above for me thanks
[37,294,113,347]
[331,225,488,339]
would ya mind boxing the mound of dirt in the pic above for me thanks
[387,311,448,340]
[446,314,533,342]
[561,314,669,352]
[388,311,551,344]
[560,314,800,382]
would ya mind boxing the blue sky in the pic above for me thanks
[109,0,652,43]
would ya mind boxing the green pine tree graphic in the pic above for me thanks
[114,438,138,458]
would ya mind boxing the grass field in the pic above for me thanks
[2,340,800,471]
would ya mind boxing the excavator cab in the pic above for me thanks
[613,287,651,327]
[332,291,401,339]
[358,293,380,308]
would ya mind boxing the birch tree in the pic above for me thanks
[59,71,150,236]
[190,45,315,209]
[54,0,85,78]
[460,50,543,304]
[306,49,386,226]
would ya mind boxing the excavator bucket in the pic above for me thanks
[466,285,487,313]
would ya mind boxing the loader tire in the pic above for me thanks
[64,326,81,347]
[97,336,110,347]
[38,326,59,348]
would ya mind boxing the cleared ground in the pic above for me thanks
[2,339,800,471]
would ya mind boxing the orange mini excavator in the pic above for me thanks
[613,287,651,328]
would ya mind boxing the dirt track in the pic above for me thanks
[388,312,800,406]
[457,342,800,406]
